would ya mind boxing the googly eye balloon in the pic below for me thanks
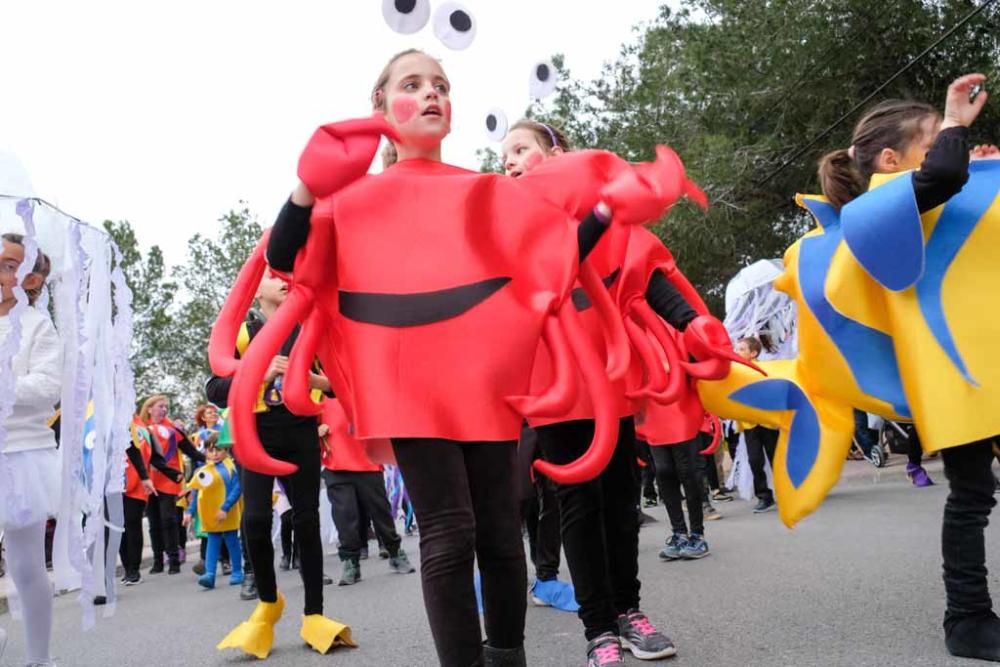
[485,108,509,142]
[530,60,558,99]
[382,0,431,35]
[196,469,214,488]
[433,2,476,51]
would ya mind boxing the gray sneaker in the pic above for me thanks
[339,558,361,586]
[586,632,625,666]
[389,548,416,574]
[617,610,677,660]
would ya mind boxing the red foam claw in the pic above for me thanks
[229,288,313,476]
[283,298,325,417]
[578,262,630,381]
[507,315,578,418]
[298,114,401,199]
[533,303,619,485]
[682,315,766,379]
[209,231,270,378]
[631,301,686,405]
[623,316,668,401]
[699,414,722,455]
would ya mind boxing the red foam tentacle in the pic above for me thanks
[699,414,722,455]
[631,301,686,405]
[283,302,325,417]
[533,302,619,484]
[209,231,270,377]
[229,288,312,476]
[507,315,578,418]
[579,262,630,381]
[623,314,667,401]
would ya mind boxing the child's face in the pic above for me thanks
[149,400,169,423]
[206,446,225,463]
[734,340,757,361]
[501,128,561,178]
[381,53,452,151]
[0,241,41,304]
[256,270,288,307]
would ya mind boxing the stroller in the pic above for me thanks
[853,414,913,468]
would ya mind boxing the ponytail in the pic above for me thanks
[817,148,865,209]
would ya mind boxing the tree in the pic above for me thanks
[503,0,1000,312]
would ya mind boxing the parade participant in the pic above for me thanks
[734,337,779,513]
[502,119,736,665]
[121,416,157,585]
[229,47,703,667]
[0,234,59,667]
[318,399,414,586]
[184,431,244,590]
[139,395,204,574]
[207,271,352,659]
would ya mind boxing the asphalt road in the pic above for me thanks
[2,457,998,666]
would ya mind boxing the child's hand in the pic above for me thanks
[264,355,289,383]
[141,479,157,496]
[942,74,988,129]
[971,144,1000,161]
[182,514,192,527]
[318,423,330,438]
[215,510,228,523]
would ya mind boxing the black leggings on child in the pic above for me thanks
[650,437,705,536]
[391,437,525,667]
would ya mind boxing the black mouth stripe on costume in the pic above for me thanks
[571,267,622,311]
[339,277,512,327]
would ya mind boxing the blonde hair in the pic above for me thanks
[139,394,169,424]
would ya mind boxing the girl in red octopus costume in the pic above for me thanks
[211,49,703,667]
[502,120,745,666]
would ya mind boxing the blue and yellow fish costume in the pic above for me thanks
[699,160,1000,526]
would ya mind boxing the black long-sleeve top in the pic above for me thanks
[125,444,149,480]
[912,126,970,213]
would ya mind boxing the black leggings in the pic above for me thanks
[325,470,401,562]
[941,438,998,629]
[279,509,296,562]
[650,438,705,536]
[522,476,562,581]
[119,496,146,576]
[241,420,323,615]
[392,438,525,667]
[146,493,179,566]
[535,417,640,641]
[746,426,778,502]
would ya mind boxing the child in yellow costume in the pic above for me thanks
[699,74,1000,662]
[184,432,243,590]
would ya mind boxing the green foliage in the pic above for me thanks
[496,0,1000,312]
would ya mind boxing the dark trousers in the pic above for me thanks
[536,418,640,641]
[634,439,658,502]
[854,409,878,457]
[279,509,296,562]
[392,438,525,667]
[146,493,179,566]
[324,470,402,562]
[650,437,705,536]
[908,427,925,467]
[941,438,997,630]
[242,420,324,615]
[522,476,562,581]
[746,426,778,502]
[119,496,146,576]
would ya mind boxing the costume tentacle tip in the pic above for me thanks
[300,614,356,654]
[217,593,286,659]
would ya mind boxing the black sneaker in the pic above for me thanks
[946,611,1000,661]
[753,497,776,513]
[339,559,361,586]
[617,609,677,660]
[642,497,658,508]
[168,562,181,575]
[149,562,164,575]
[586,632,625,666]
[93,595,107,606]
[124,571,142,586]
[239,575,258,601]
[378,546,390,560]
[711,489,734,503]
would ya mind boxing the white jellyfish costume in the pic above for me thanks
[0,150,135,643]
[722,259,798,499]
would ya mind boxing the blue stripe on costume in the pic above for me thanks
[798,198,911,417]
[916,161,1000,386]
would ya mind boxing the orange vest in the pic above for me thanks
[148,418,185,496]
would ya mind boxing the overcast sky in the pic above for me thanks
[1,0,668,266]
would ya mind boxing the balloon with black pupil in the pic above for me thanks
[529,59,558,99]
[433,2,476,50]
[382,0,430,34]
[485,108,508,142]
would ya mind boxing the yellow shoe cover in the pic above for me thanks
[300,614,357,654]
[217,593,286,659]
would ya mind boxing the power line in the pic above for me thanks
[756,0,1000,186]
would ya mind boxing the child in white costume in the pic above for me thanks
[0,233,61,667]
